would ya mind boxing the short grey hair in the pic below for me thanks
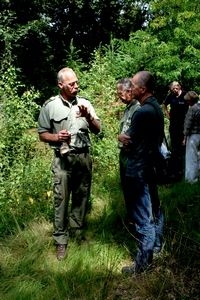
[57,67,74,83]
[117,78,132,91]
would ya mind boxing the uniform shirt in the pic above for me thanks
[163,91,188,128]
[125,96,164,180]
[184,103,200,136]
[38,95,99,150]
[119,100,140,149]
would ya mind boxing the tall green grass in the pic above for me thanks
[0,154,200,299]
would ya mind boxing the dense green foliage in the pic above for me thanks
[0,54,200,300]
[0,0,200,298]
[0,66,52,234]
[0,0,199,101]
[0,0,145,99]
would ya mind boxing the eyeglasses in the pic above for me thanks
[67,81,79,87]
[61,80,79,88]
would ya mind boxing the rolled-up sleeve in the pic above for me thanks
[38,106,51,133]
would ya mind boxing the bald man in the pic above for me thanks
[38,67,101,260]
[119,71,164,274]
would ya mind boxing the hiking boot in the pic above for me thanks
[56,244,67,260]
[122,262,150,275]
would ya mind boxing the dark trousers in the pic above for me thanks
[52,152,92,245]
[119,150,128,211]
[169,126,185,177]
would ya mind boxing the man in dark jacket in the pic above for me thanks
[119,71,164,274]
[117,78,140,219]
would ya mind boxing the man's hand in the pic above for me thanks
[118,133,131,146]
[78,105,91,119]
[182,136,187,146]
[39,130,71,143]
[57,130,71,142]
[77,104,100,133]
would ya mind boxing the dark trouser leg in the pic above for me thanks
[69,153,92,230]
[119,151,131,219]
[170,128,185,178]
[52,156,71,245]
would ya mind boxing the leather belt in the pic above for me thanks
[55,147,89,157]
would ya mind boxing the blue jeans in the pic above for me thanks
[124,176,164,272]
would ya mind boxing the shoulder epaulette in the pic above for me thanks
[42,96,57,107]
[77,95,90,102]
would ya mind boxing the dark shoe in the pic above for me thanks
[56,244,67,261]
[154,242,165,259]
[122,264,136,275]
[122,262,150,275]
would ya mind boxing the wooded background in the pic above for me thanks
[1,0,199,102]
[1,2,200,299]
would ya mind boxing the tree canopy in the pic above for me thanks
[0,0,199,100]
[0,0,146,98]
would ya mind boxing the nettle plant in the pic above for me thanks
[0,66,40,178]
[0,66,43,230]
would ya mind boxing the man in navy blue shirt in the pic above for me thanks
[163,81,188,180]
[118,71,164,274]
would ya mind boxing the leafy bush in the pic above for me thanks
[0,66,53,235]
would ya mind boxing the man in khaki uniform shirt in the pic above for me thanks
[38,67,101,260]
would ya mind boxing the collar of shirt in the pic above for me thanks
[59,95,77,107]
